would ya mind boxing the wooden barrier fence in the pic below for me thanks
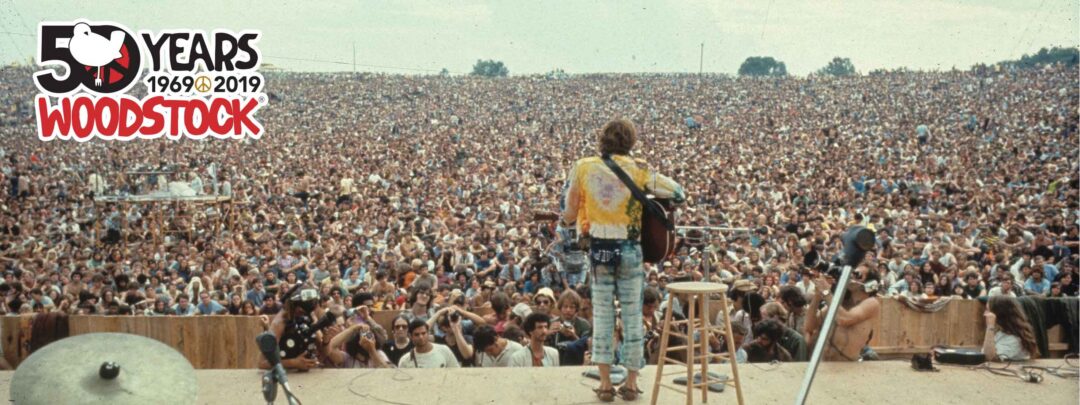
[2,315,264,369]
[0,299,1069,369]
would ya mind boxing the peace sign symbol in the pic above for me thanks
[194,76,212,93]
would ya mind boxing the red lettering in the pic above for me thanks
[94,97,120,138]
[185,99,209,138]
[233,98,261,136]
[118,97,142,139]
[140,96,165,136]
[161,99,187,138]
[36,96,71,140]
[209,98,231,135]
[72,97,94,140]
[34,94,261,141]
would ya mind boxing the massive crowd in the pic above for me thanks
[0,62,1076,368]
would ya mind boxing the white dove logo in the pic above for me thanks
[68,23,124,87]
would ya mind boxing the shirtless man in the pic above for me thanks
[803,265,882,361]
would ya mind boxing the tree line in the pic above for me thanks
[468,46,1078,78]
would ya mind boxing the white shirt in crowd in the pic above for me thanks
[476,340,524,368]
[990,331,1030,361]
[397,344,460,368]
[508,345,559,367]
[987,286,1017,298]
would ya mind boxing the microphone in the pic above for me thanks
[257,332,286,403]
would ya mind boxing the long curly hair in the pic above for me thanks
[987,296,1039,359]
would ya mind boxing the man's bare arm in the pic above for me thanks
[834,297,881,327]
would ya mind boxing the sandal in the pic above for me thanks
[593,387,616,403]
[617,385,643,401]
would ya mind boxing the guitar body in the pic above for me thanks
[641,198,676,264]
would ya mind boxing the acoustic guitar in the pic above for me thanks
[640,197,677,264]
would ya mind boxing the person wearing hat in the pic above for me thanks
[532,287,556,316]
[561,119,686,402]
[470,279,496,308]
[510,302,532,321]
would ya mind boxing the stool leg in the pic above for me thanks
[651,293,676,405]
[685,295,696,405]
[700,295,709,403]
[720,295,745,405]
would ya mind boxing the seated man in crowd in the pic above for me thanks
[803,266,882,361]
[172,294,197,316]
[761,302,808,361]
[548,289,590,347]
[398,320,460,368]
[509,313,559,367]
[745,319,793,363]
[473,325,524,367]
[196,291,227,315]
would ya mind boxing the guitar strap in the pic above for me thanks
[600,154,673,230]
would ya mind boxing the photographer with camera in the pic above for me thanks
[259,283,341,371]
[326,318,392,368]
[428,304,477,366]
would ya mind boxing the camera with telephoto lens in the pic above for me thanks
[279,285,340,360]
[449,310,460,323]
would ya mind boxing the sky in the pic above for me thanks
[0,0,1076,75]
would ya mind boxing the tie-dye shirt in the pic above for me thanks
[561,154,686,240]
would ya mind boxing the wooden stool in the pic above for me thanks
[650,282,744,405]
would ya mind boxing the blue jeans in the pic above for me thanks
[590,240,646,371]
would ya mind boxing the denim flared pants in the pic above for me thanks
[589,240,646,371]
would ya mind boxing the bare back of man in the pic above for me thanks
[820,296,880,361]
[805,273,883,362]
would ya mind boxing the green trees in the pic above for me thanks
[471,60,508,77]
[737,57,787,77]
[1008,47,1079,69]
[818,57,856,76]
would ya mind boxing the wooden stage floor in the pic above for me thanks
[1,360,1075,404]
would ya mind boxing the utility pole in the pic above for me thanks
[699,42,704,75]
[352,42,356,73]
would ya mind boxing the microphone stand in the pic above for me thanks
[263,366,301,405]
[794,264,852,405]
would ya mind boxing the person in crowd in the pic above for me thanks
[508,313,559,368]
[988,274,1019,298]
[431,307,475,366]
[327,319,393,368]
[761,302,808,361]
[196,291,227,315]
[401,285,435,322]
[172,294,197,316]
[383,315,414,366]
[745,319,793,363]
[1024,268,1052,296]
[804,266,882,361]
[473,325,524,367]
[549,289,591,347]
[778,285,808,332]
[982,296,1039,361]
[398,319,460,368]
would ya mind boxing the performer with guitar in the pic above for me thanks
[561,119,685,402]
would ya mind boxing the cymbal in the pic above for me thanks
[11,332,197,405]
